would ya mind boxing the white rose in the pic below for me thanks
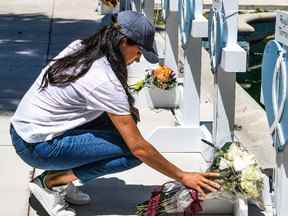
[240,180,260,198]
[241,152,257,166]
[219,158,231,170]
[241,165,263,182]
[233,156,249,172]
[225,143,241,161]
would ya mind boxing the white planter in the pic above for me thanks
[148,85,179,108]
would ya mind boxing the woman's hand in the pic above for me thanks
[181,172,220,198]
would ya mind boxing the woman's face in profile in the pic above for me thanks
[120,38,142,65]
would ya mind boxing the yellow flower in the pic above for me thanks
[131,80,145,92]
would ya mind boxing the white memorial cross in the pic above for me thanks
[261,10,288,216]
[176,0,208,127]
[209,0,246,148]
[209,0,248,215]
[274,12,288,216]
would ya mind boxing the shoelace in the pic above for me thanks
[66,183,82,196]
[67,184,77,193]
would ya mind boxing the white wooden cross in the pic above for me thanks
[210,0,246,147]
[176,0,208,127]
[209,0,248,215]
[262,10,288,216]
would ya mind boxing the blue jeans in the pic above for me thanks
[10,113,142,184]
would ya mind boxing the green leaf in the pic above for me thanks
[221,142,233,153]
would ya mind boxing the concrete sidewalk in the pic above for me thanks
[0,0,100,111]
[0,113,33,216]
[0,1,104,215]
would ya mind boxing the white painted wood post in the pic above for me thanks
[130,0,157,25]
[143,0,154,24]
[275,149,288,216]
[210,1,247,215]
[119,0,130,11]
[213,70,236,145]
[178,0,208,127]
[233,198,248,216]
[131,0,141,12]
[163,0,178,72]
[274,11,288,216]
[182,38,202,126]
[212,0,246,147]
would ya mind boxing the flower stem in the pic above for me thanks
[201,139,219,150]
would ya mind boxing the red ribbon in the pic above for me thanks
[144,186,162,216]
[184,190,203,216]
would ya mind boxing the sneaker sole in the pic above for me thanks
[28,182,58,216]
[65,196,91,205]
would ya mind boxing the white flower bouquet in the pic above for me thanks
[203,139,265,208]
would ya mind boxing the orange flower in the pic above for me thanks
[152,65,173,82]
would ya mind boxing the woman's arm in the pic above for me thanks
[107,113,220,196]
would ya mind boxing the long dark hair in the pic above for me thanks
[40,14,139,121]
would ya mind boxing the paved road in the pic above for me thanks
[0,0,101,111]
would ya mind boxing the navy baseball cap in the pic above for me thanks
[117,11,159,64]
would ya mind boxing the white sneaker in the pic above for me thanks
[65,183,91,205]
[29,176,76,216]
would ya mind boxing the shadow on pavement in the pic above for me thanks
[28,176,266,215]
[29,177,155,216]
[0,13,102,112]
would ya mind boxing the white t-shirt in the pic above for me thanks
[11,40,131,143]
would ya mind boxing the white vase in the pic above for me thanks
[148,85,179,108]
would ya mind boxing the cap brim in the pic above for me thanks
[140,47,159,64]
